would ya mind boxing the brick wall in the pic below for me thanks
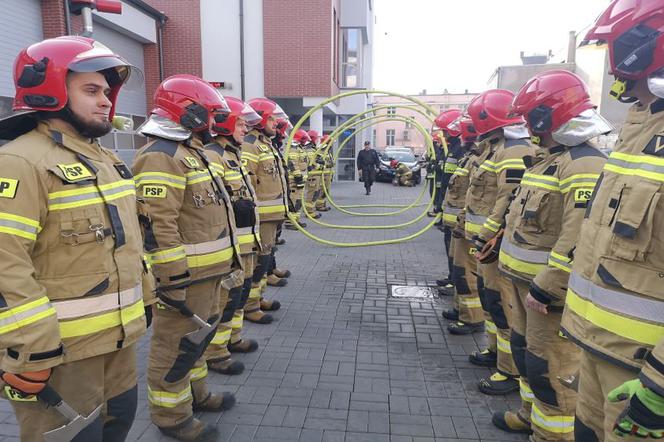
[263,0,337,98]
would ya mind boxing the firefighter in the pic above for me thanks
[442,117,487,335]
[304,129,323,218]
[315,134,334,212]
[432,110,463,293]
[133,75,241,441]
[493,70,609,439]
[284,129,310,231]
[466,89,536,395]
[204,96,264,375]
[242,98,289,324]
[394,161,414,186]
[557,1,664,440]
[0,36,148,442]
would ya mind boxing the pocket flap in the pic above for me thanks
[48,163,97,184]
[597,257,664,301]
[613,181,660,239]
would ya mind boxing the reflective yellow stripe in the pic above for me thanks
[134,172,186,189]
[531,404,574,434]
[189,364,208,382]
[442,213,458,224]
[520,379,534,403]
[499,244,547,277]
[0,297,56,335]
[185,170,214,185]
[481,159,526,173]
[258,153,275,161]
[231,310,243,329]
[459,297,482,308]
[211,329,232,345]
[497,334,512,354]
[53,285,142,319]
[566,288,664,346]
[559,173,600,194]
[521,173,560,192]
[604,151,664,182]
[483,218,501,233]
[48,180,136,210]
[548,251,572,273]
[258,205,287,214]
[59,298,144,338]
[0,212,41,241]
[147,246,186,265]
[187,248,235,268]
[148,385,192,408]
[238,233,256,245]
[485,320,497,334]
[242,152,260,163]
[249,287,261,300]
[454,167,469,177]
[465,222,482,234]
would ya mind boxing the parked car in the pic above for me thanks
[376,147,422,185]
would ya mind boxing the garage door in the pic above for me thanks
[0,0,43,115]
[92,22,147,117]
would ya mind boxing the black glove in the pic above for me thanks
[145,304,153,328]
[157,289,193,317]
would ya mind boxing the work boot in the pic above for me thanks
[492,410,532,434]
[448,321,484,335]
[228,339,259,353]
[273,268,291,278]
[266,274,287,287]
[260,298,281,311]
[193,392,236,412]
[316,206,331,212]
[427,211,437,217]
[276,238,286,245]
[478,372,519,395]
[245,309,274,324]
[285,223,298,230]
[158,417,218,442]
[469,349,497,367]
[307,212,322,219]
[436,278,452,286]
[365,189,370,195]
[442,308,459,321]
[208,358,245,375]
[437,284,455,297]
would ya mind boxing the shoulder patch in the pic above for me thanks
[574,188,594,203]
[0,178,18,198]
[643,135,664,157]
[143,139,179,157]
[569,144,607,161]
[244,134,257,144]
[182,156,200,168]
[57,163,94,182]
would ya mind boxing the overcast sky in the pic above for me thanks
[372,0,610,95]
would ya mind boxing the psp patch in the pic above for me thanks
[57,163,93,182]
[143,185,167,198]
[0,178,18,199]
[574,188,593,203]
[183,157,200,168]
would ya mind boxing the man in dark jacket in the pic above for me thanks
[356,141,380,195]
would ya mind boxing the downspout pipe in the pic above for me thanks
[64,0,72,35]
[157,16,166,81]
[239,0,246,100]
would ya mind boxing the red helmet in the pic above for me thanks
[212,96,261,136]
[320,134,330,145]
[433,109,463,137]
[293,129,311,145]
[248,97,287,130]
[12,36,136,119]
[152,74,230,133]
[431,131,444,144]
[307,130,320,144]
[459,118,478,143]
[467,89,524,135]
[583,0,664,81]
[511,70,594,135]
[276,118,293,138]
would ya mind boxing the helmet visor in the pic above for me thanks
[552,108,613,146]
[240,102,262,126]
[271,103,287,120]
[69,42,143,91]
[447,117,463,133]
[648,67,664,98]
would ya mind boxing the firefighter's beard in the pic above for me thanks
[66,107,113,139]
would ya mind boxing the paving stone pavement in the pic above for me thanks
[0,180,528,442]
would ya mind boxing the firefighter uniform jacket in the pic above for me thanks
[0,121,146,373]
[561,100,664,386]
[241,130,289,222]
[286,145,305,185]
[499,144,606,305]
[305,143,324,177]
[440,137,464,194]
[206,137,261,256]
[464,132,535,241]
[133,135,242,298]
[442,147,479,228]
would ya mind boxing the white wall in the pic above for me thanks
[201,0,263,100]
[93,0,157,44]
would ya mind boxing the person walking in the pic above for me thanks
[357,141,380,195]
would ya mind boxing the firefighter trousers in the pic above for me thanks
[443,226,453,282]
[7,344,138,442]
[316,172,332,209]
[478,261,517,377]
[305,175,322,213]
[245,221,279,315]
[575,350,643,442]
[205,283,241,364]
[463,242,496,351]
[148,277,221,428]
[452,236,484,324]
[507,279,533,423]
[229,254,256,345]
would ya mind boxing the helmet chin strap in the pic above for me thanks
[610,78,639,103]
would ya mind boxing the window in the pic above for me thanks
[341,28,363,88]
[372,129,377,147]
[386,129,395,146]
[405,118,414,129]
[333,9,340,85]
[387,106,396,116]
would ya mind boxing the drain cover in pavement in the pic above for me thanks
[390,285,436,299]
